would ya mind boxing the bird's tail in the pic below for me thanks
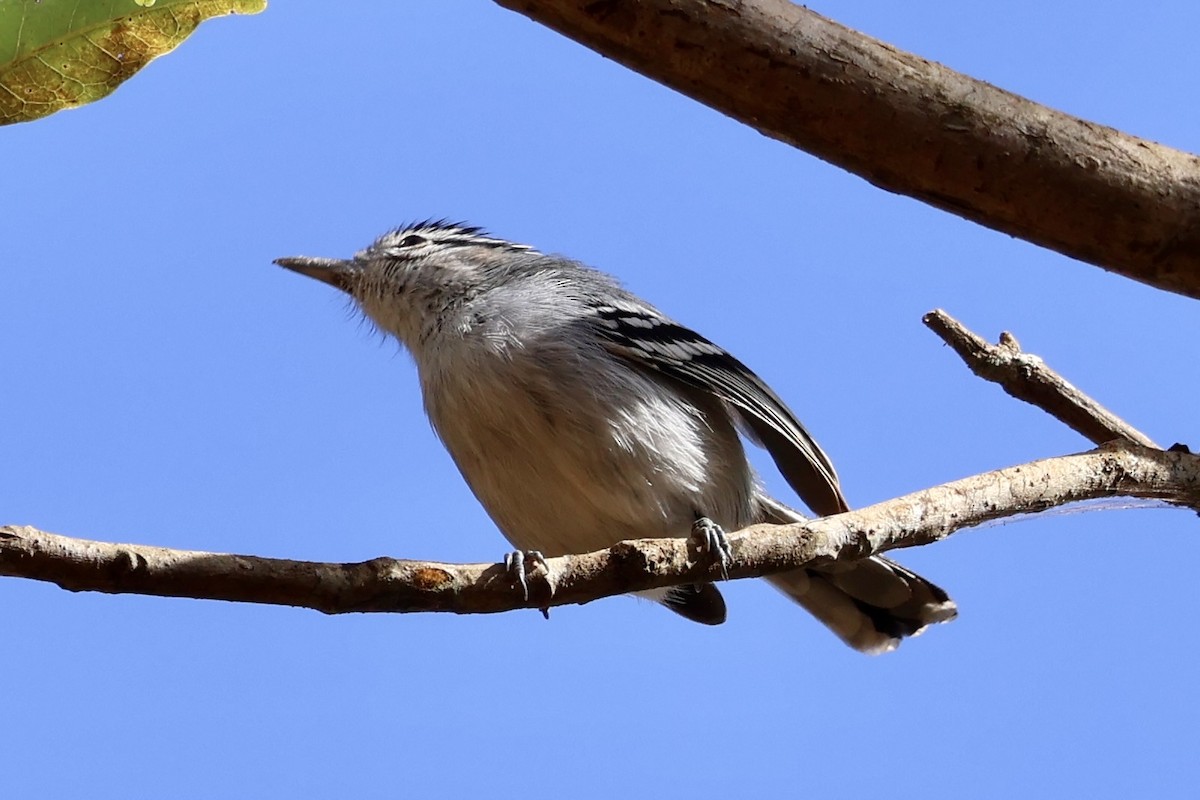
[758,496,957,654]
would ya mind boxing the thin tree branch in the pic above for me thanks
[923,309,1159,448]
[4,314,1188,617]
[3,446,1197,615]
[493,0,1200,300]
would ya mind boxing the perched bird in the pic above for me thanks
[276,220,956,652]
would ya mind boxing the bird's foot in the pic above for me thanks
[690,517,732,580]
[504,549,550,603]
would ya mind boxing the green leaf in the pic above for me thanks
[0,0,266,125]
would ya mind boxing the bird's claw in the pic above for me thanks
[690,517,732,580]
[504,549,549,602]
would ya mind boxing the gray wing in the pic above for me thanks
[590,303,849,517]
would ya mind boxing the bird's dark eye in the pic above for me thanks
[397,234,426,248]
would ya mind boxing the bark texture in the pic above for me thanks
[495,0,1200,299]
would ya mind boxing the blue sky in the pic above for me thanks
[4,2,1199,797]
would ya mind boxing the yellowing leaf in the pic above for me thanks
[0,0,266,125]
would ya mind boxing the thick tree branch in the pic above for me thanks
[923,309,1159,448]
[3,446,1198,615]
[494,0,1200,300]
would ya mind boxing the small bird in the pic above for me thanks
[276,220,956,652]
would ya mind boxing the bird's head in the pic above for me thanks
[275,220,536,347]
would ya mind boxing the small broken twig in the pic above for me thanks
[923,309,1158,448]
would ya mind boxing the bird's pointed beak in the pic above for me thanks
[274,256,356,293]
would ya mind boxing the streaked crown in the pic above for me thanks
[358,219,537,262]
